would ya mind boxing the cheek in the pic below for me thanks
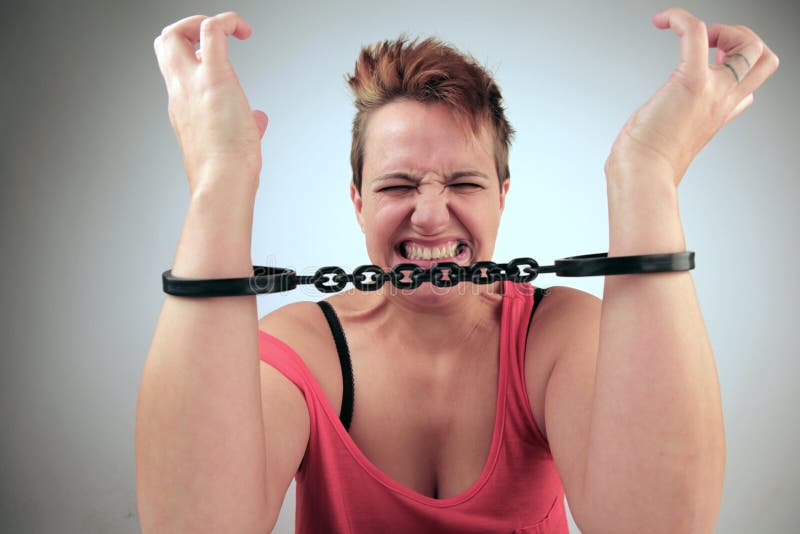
[361,198,408,244]
[454,195,502,225]
[366,198,408,227]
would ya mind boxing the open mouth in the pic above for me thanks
[397,239,473,264]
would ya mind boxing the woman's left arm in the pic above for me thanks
[541,7,779,533]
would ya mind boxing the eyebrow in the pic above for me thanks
[371,170,491,184]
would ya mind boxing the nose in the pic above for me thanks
[410,181,450,234]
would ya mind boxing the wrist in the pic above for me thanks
[604,151,681,190]
[605,166,685,257]
[173,186,257,279]
[189,166,260,203]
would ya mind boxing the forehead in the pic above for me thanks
[362,100,495,179]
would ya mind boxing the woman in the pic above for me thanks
[137,7,778,533]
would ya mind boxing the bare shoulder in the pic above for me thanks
[258,298,350,415]
[528,285,602,361]
[257,301,327,525]
[525,285,602,443]
[534,285,601,334]
[258,301,327,340]
[258,301,338,366]
[524,285,603,521]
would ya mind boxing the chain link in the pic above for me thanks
[301,258,542,292]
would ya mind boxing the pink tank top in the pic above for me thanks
[259,282,568,533]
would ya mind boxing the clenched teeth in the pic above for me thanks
[401,241,461,260]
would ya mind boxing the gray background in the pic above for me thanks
[1,0,797,532]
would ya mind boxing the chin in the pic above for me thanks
[387,282,467,306]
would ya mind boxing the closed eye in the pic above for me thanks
[378,185,415,193]
[377,183,483,193]
[448,183,483,190]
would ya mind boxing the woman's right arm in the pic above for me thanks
[136,12,296,532]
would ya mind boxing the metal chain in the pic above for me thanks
[163,252,695,297]
[277,257,547,294]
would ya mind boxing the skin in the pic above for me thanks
[350,100,510,316]
[542,9,779,532]
[141,7,779,532]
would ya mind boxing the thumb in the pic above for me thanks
[724,93,754,125]
[252,110,269,139]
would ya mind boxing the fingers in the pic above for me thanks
[199,12,253,67]
[154,14,207,77]
[653,7,708,73]
[709,23,779,97]
[154,12,252,78]
[724,93,754,125]
[738,42,780,97]
[652,8,779,114]
[708,24,762,82]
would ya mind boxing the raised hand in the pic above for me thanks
[606,7,779,186]
[153,12,268,194]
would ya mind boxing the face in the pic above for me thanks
[350,99,509,301]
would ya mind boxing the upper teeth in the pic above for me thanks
[403,241,459,260]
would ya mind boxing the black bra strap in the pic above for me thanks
[526,287,549,340]
[317,301,355,431]
[316,289,545,432]
[532,287,547,316]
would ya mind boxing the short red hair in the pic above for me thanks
[346,36,515,192]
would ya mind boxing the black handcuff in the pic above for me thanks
[161,251,695,297]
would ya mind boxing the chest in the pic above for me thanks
[311,325,503,500]
[303,292,555,500]
[351,344,501,500]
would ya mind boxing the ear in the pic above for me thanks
[350,182,365,233]
[499,179,510,212]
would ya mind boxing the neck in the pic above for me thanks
[378,281,505,357]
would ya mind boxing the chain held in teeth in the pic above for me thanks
[161,252,696,297]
